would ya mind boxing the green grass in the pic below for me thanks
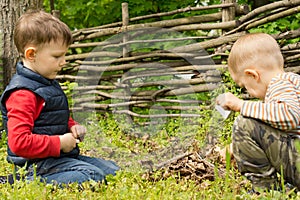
[0,74,298,199]
[0,111,299,199]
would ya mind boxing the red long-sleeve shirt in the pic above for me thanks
[5,89,77,159]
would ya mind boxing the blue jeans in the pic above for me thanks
[27,155,119,185]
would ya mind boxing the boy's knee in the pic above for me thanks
[232,115,262,154]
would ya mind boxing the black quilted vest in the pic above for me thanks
[0,62,79,165]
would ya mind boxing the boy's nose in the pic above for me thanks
[60,59,67,67]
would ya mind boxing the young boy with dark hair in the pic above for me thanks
[216,33,300,191]
[0,10,119,185]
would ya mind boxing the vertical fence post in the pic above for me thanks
[121,2,133,124]
[222,0,236,34]
[122,2,129,58]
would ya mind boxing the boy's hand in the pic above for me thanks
[59,133,77,153]
[70,125,87,142]
[216,92,243,112]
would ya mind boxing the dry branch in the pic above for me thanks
[72,52,226,71]
[63,85,116,91]
[170,20,240,31]
[282,42,300,51]
[245,6,300,30]
[77,58,184,66]
[101,36,218,49]
[164,84,218,96]
[112,110,201,118]
[73,96,106,104]
[73,12,222,41]
[74,98,206,106]
[65,51,120,61]
[68,52,198,64]
[157,99,206,104]
[73,62,226,73]
[70,41,112,49]
[285,54,300,62]
[135,105,201,111]
[70,36,217,49]
[56,74,101,81]
[171,32,245,53]
[72,3,249,36]
[225,7,287,35]
[239,0,300,23]
[131,4,235,22]
[154,152,192,170]
[129,77,221,88]
[273,28,300,40]
[286,66,300,74]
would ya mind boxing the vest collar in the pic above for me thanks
[16,62,53,86]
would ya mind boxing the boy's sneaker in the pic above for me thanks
[0,176,8,184]
[0,174,21,184]
[249,182,298,196]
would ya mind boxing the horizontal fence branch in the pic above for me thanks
[67,51,204,64]
[72,3,249,35]
[239,0,300,23]
[112,110,201,118]
[170,20,240,31]
[73,12,223,41]
[245,5,300,30]
[70,36,218,49]
[171,32,245,53]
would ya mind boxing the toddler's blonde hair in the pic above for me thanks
[228,33,284,74]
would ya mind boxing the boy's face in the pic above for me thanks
[24,40,69,80]
[230,68,267,100]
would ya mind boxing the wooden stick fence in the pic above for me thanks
[57,0,300,122]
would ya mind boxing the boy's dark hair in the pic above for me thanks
[14,9,73,56]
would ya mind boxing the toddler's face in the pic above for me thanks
[230,68,267,100]
[28,40,69,79]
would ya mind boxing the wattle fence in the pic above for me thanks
[56,0,300,123]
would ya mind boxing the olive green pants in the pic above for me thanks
[232,115,300,190]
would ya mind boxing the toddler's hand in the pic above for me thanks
[59,133,77,153]
[70,125,87,142]
[216,92,243,112]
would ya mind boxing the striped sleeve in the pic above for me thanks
[240,73,300,131]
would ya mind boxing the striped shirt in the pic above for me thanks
[240,72,300,134]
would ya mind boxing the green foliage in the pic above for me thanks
[44,0,199,30]
[295,140,300,175]
[0,130,7,148]
[44,0,120,29]
[60,81,78,108]
[249,13,300,35]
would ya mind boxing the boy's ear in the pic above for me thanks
[244,69,259,81]
[24,47,36,61]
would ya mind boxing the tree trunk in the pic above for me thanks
[0,0,43,91]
